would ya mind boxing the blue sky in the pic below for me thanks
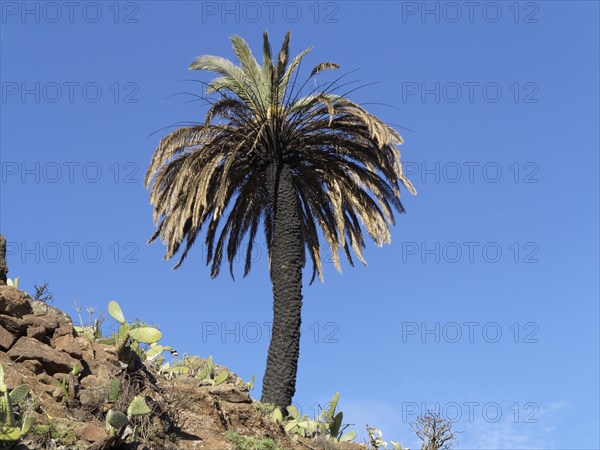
[1,1,598,448]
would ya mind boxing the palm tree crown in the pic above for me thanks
[145,31,416,282]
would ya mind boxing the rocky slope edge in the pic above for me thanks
[0,283,366,450]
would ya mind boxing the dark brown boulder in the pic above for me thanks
[53,335,88,360]
[0,285,33,317]
[22,314,59,343]
[75,423,108,443]
[0,314,26,335]
[0,324,19,351]
[8,336,79,375]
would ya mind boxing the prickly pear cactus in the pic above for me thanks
[0,363,34,442]
[108,379,123,402]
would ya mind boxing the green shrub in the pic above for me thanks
[30,422,78,448]
[224,430,283,450]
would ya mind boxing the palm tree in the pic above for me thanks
[145,31,416,408]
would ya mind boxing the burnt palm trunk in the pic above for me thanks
[0,234,7,285]
[261,162,304,408]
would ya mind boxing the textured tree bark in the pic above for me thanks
[0,234,7,285]
[261,163,304,408]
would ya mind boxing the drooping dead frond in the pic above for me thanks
[310,62,340,77]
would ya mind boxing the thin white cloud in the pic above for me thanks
[459,420,553,449]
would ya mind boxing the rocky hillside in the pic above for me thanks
[0,280,369,450]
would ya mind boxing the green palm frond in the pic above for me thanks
[229,35,268,109]
[278,46,313,103]
[190,55,263,114]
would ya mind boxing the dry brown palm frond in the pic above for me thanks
[310,62,340,77]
